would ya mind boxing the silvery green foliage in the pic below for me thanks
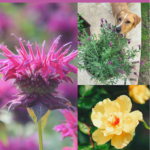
[78,22,139,85]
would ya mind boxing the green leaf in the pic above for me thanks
[95,143,110,150]
[79,85,93,97]
[41,110,50,131]
[27,107,37,123]
[0,121,8,145]
[27,108,50,131]
[78,144,93,150]
[142,119,150,130]
[78,121,89,134]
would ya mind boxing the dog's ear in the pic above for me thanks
[133,14,141,28]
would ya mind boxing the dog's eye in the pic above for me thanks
[119,18,121,21]
[126,21,130,23]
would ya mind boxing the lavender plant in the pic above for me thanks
[78,19,140,85]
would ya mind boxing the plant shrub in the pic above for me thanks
[78,19,140,85]
[78,14,87,33]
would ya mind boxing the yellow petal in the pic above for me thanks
[115,95,132,114]
[91,101,105,128]
[111,131,132,149]
[123,110,143,133]
[91,112,104,128]
[92,101,105,114]
[103,98,119,114]
[92,128,113,145]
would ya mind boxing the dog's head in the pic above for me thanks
[115,11,141,34]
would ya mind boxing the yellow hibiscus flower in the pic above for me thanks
[91,95,143,149]
[129,85,150,104]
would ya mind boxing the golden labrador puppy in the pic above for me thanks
[110,3,141,37]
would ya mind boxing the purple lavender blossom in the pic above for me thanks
[100,22,103,27]
[88,36,91,42]
[109,41,113,47]
[133,66,136,70]
[108,61,111,65]
[119,47,121,50]
[77,41,80,44]
[137,61,140,63]
[121,64,124,66]
[101,18,104,22]
[120,34,123,37]
[0,35,77,122]
[122,70,125,74]
[127,39,131,44]
[119,57,122,60]
[121,51,123,54]
[141,62,145,65]
[128,56,130,59]
[112,28,115,32]
[138,44,141,50]
[105,19,107,23]
[108,24,111,29]
[134,72,138,77]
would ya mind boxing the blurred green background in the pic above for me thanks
[78,85,149,150]
[0,3,77,150]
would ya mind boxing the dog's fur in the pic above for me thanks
[110,3,141,37]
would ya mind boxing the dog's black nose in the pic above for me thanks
[116,27,121,33]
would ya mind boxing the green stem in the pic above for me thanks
[38,119,43,150]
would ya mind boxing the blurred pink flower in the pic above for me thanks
[0,10,13,35]
[0,136,38,150]
[58,81,77,107]
[26,3,77,48]
[0,80,18,108]
[121,51,123,54]
[62,130,77,150]
[54,109,77,140]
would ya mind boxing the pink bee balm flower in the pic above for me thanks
[53,109,77,140]
[54,109,77,150]
[108,61,111,65]
[62,130,77,150]
[0,34,77,122]
[109,41,113,47]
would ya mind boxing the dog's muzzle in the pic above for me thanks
[116,27,121,33]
